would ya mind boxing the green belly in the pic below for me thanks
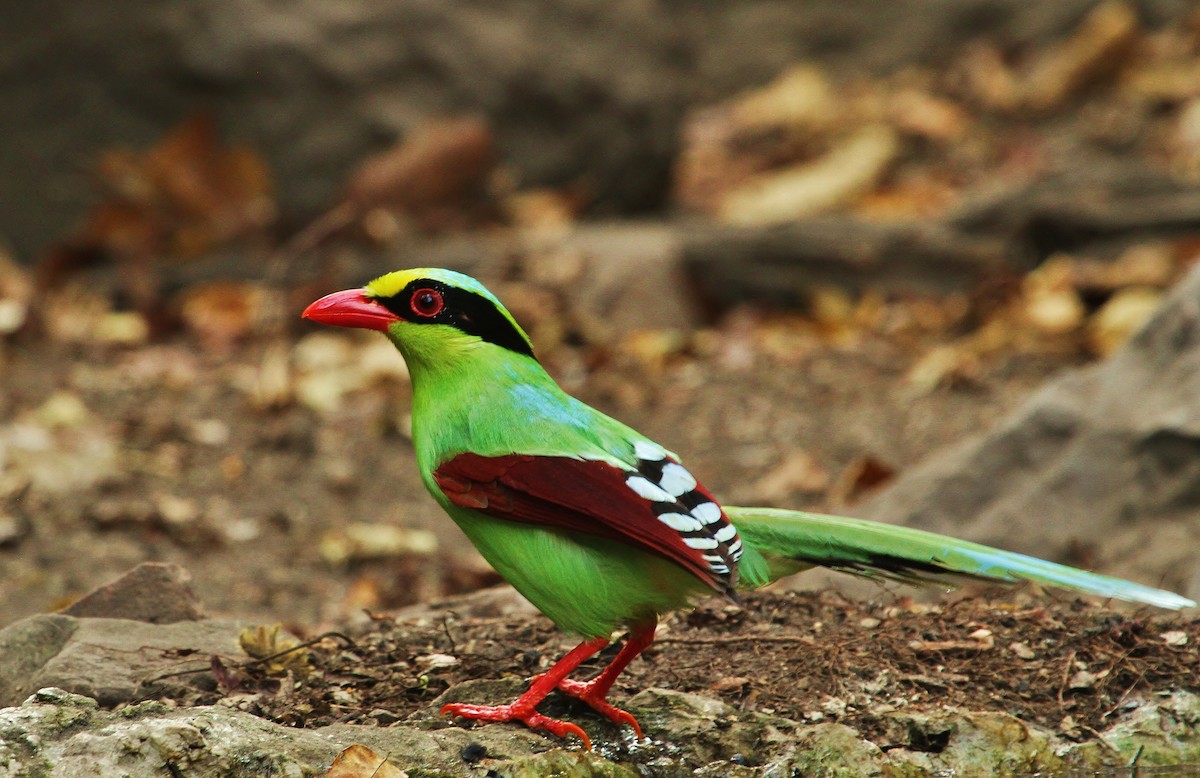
[445,504,707,638]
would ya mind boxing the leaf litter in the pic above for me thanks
[154,588,1199,754]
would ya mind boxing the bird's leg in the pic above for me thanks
[441,636,609,749]
[550,618,657,739]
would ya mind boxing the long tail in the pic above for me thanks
[727,506,1195,610]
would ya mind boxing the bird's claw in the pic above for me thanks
[529,675,645,740]
[441,702,592,750]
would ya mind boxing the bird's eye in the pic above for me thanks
[410,288,445,318]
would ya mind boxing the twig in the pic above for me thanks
[440,615,458,653]
[263,201,359,286]
[1128,743,1144,772]
[656,634,818,646]
[1056,649,1077,708]
[142,631,357,685]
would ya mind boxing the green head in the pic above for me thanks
[302,268,536,370]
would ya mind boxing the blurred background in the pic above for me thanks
[1,0,1199,631]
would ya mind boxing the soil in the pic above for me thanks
[172,588,1200,758]
[0,306,1078,631]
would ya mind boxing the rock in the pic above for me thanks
[682,219,1008,311]
[532,223,693,333]
[862,263,1200,598]
[0,615,76,710]
[59,562,205,624]
[950,158,1200,258]
[1101,691,1200,763]
[0,692,339,778]
[0,614,246,707]
[2,680,1198,776]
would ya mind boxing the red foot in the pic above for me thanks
[554,677,644,739]
[442,701,592,750]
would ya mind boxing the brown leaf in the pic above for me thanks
[717,124,900,225]
[956,42,1022,112]
[0,250,32,335]
[829,455,896,505]
[908,635,995,653]
[177,280,267,351]
[1087,286,1163,357]
[210,655,241,694]
[36,113,274,310]
[326,744,408,778]
[342,116,494,216]
[709,675,751,692]
[1023,1,1140,112]
[239,624,310,677]
[888,88,969,141]
[745,449,830,502]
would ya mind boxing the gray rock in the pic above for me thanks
[60,562,206,624]
[682,219,1009,312]
[0,691,340,778]
[0,614,246,707]
[2,686,1197,777]
[862,263,1200,600]
[3,0,1194,255]
[950,157,1200,259]
[0,615,76,710]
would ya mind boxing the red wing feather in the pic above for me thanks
[434,453,730,594]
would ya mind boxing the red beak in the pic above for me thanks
[302,289,400,332]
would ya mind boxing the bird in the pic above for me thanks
[303,267,1195,749]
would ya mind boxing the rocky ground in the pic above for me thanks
[1,261,1199,776]
[1,564,1197,777]
[3,2,1200,774]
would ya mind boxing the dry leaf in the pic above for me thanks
[718,124,900,225]
[731,65,837,131]
[622,329,691,373]
[0,249,31,335]
[957,42,1022,111]
[504,188,583,232]
[905,344,982,395]
[1087,286,1163,357]
[745,449,830,501]
[37,113,274,310]
[1021,257,1086,336]
[178,280,266,350]
[326,744,408,778]
[908,636,995,653]
[238,624,309,677]
[888,88,969,141]
[342,116,494,227]
[1023,1,1140,112]
[1068,668,1105,690]
[709,675,751,692]
[1162,630,1189,646]
[1075,244,1177,291]
[95,311,150,345]
[829,455,896,505]
[415,653,460,670]
[319,523,438,566]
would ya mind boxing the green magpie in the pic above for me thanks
[303,267,1194,749]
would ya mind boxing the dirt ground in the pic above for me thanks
[0,301,1080,632]
[170,588,1200,763]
